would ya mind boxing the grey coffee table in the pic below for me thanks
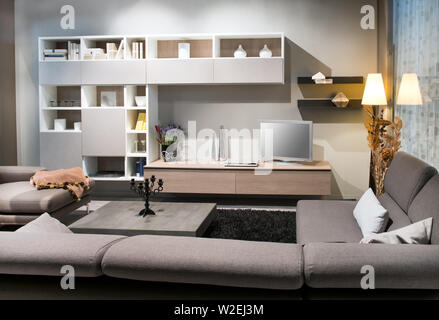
[69,201,216,237]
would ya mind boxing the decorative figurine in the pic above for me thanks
[130,176,164,217]
[259,44,272,58]
[234,44,247,58]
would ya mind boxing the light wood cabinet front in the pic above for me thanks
[144,170,236,194]
[236,171,331,195]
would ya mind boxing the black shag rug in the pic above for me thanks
[203,209,296,243]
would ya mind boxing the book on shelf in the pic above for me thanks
[44,56,68,61]
[135,158,147,177]
[135,112,147,131]
[67,42,80,60]
[44,48,68,61]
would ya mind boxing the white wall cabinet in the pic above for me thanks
[213,58,284,84]
[38,33,284,181]
[40,132,82,170]
[81,61,147,85]
[82,108,126,156]
[39,62,81,85]
[147,59,214,84]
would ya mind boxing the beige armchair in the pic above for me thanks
[0,166,94,227]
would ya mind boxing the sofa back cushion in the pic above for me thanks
[0,232,125,277]
[378,193,412,231]
[408,175,439,244]
[384,152,437,213]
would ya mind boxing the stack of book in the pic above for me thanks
[135,112,147,131]
[43,49,68,61]
[131,42,144,59]
[68,41,80,60]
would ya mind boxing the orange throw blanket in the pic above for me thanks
[30,167,90,201]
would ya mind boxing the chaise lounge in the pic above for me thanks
[0,166,94,227]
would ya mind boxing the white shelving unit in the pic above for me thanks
[38,33,284,180]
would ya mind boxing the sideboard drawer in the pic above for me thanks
[236,171,331,195]
[143,170,236,194]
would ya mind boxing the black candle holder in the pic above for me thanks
[130,176,164,217]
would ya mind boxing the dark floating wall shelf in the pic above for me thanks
[298,99,362,108]
[297,76,364,84]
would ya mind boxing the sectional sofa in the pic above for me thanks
[0,152,438,299]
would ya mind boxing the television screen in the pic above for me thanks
[260,120,313,162]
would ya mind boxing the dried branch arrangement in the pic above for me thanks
[364,105,403,195]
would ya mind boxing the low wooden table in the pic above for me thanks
[69,201,216,237]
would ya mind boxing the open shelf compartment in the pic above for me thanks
[148,35,213,59]
[40,85,81,108]
[39,37,81,62]
[83,156,125,180]
[125,85,147,108]
[214,33,284,58]
[126,157,147,179]
[41,110,81,132]
[82,36,125,60]
[81,85,125,107]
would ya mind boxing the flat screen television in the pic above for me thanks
[259,120,313,162]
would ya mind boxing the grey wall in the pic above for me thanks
[0,0,17,165]
[15,0,378,198]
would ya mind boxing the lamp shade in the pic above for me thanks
[396,73,423,105]
[362,73,388,106]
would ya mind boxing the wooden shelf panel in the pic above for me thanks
[298,99,362,108]
[298,76,364,84]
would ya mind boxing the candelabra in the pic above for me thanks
[130,176,164,217]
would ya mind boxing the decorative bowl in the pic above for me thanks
[135,96,147,107]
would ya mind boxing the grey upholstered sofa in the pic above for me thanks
[297,152,439,289]
[0,166,94,227]
[0,152,438,299]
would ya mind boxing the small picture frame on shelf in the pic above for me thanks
[101,91,117,107]
[178,43,190,59]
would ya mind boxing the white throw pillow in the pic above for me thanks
[360,218,433,244]
[353,188,389,237]
[16,213,72,234]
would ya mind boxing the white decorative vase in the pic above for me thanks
[259,44,272,58]
[234,44,247,58]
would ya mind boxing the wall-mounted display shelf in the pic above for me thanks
[39,32,283,180]
[39,33,285,85]
[297,76,364,85]
[298,99,362,108]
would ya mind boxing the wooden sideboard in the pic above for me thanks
[144,160,332,196]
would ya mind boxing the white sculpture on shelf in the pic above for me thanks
[234,44,247,58]
[259,44,272,58]
[312,72,333,84]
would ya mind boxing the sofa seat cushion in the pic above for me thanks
[378,193,412,231]
[304,243,439,289]
[0,232,125,277]
[0,181,94,214]
[296,200,362,244]
[102,235,303,290]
